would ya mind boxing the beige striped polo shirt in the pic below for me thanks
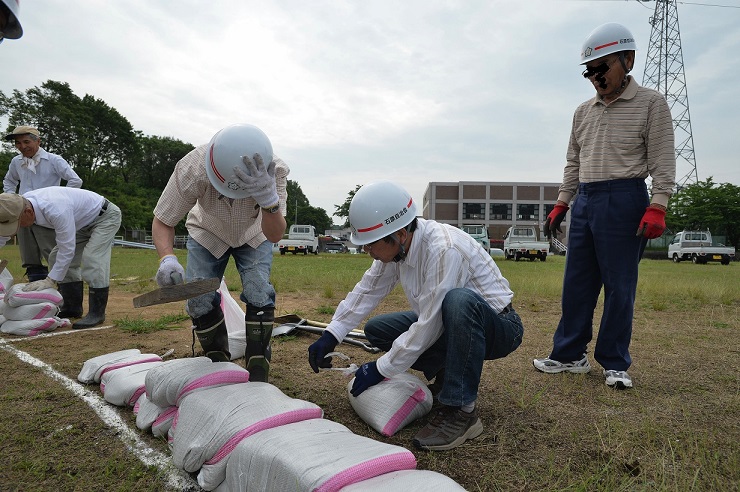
[558,76,676,207]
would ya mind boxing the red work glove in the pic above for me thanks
[544,203,569,239]
[636,206,666,239]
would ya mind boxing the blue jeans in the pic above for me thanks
[364,288,523,407]
[550,178,648,371]
[185,237,276,318]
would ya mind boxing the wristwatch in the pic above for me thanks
[261,203,280,214]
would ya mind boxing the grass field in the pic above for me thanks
[0,246,738,491]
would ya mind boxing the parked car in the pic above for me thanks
[325,242,348,254]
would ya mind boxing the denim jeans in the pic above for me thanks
[185,237,276,318]
[364,288,523,407]
[550,178,648,371]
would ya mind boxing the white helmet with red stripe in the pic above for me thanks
[1,0,23,41]
[204,123,273,199]
[580,23,637,65]
[349,181,417,245]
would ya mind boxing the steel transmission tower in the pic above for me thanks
[642,0,699,190]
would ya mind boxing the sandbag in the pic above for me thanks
[3,302,60,321]
[348,372,432,436]
[145,357,249,407]
[93,353,163,384]
[0,267,14,295]
[209,418,417,492]
[100,361,163,407]
[134,394,176,434]
[0,316,71,336]
[339,470,468,491]
[5,283,62,307]
[152,406,178,439]
[78,349,142,384]
[171,382,323,475]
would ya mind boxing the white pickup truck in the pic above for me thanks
[503,225,549,262]
[278,225,319,255]
[667,230,735,265]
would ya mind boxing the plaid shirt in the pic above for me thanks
[154,145,289,257]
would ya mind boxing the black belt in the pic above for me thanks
[500,303,513,315]
[98,200,109,216]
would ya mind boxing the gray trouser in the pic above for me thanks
[18,225,56,268]
[48,202,122,288]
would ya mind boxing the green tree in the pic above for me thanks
[0,80,138,188]
[285,180,332,233]
[334,184,362,227]
[667,177,740,247]
[132,134,194,190]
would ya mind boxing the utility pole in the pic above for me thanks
[641,0,699,191]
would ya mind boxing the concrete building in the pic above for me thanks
[422,181,568,245]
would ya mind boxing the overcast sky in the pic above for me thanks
[2,0,738,224]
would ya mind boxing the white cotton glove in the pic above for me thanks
[156,255,185,287]
[232,154,279,208]
[22,277,58,292]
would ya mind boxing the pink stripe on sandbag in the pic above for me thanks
[381,387,428,437]
[98,357,163,379]
[128,386,147,407]
[176,370,251,404]
[153,406,178,427]
[31,304,55,320]
[28,319,58,336]
[316,451,417,492]
[205,409,324,465]
[13,292,62,304]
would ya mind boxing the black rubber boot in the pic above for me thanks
[192,307,231,362]
[73,287,109,330]
[245,306,274,382]
[58,281,84,318]
[26,265,48,282]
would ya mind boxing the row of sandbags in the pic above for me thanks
[0,269,70,336]
[78,349,465,491]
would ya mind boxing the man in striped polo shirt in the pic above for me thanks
[534,23,676,389]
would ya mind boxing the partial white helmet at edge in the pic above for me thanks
[580,23,637,65]
[349,181,417,245]
[1,0,23,41]
[204,123,273,199]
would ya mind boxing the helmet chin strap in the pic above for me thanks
[391,232,407,263]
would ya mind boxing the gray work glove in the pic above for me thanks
[22,277,58,292]
[232,154,279,208]
[156,255,185,287]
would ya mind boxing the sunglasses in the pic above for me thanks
[582,57,618,79]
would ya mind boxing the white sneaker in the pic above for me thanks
[533,354,591,374]
[604,370,633,389]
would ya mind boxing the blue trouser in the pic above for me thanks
[365,288,523,407]
[185,237,276,318]
[550,178,648,371]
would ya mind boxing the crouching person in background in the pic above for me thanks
[151,124,288,382]
[0,187,121,329]
[308,181,524,451]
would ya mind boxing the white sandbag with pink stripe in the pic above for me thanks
[100,361,163,407]
[144,357,250,407]
[3,302,60,321]
[170,382,323,481]
[210,418,417,492]
[347,372,433,436]
[134,393,177,435]
[78,349,143,383]
[78,351,163,384]
[4,283,62,307]
[339,469,467,491]
[0,316,71,336]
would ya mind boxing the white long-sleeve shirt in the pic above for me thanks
[24,187,107,282]
[326,218,514,378]
[3,148,83,194]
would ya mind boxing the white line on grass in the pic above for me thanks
[0,340,200,491]
[2,324,116,342]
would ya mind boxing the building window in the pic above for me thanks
[463,203,486,220]
[490,203,512,220]
[517,204,539,221]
